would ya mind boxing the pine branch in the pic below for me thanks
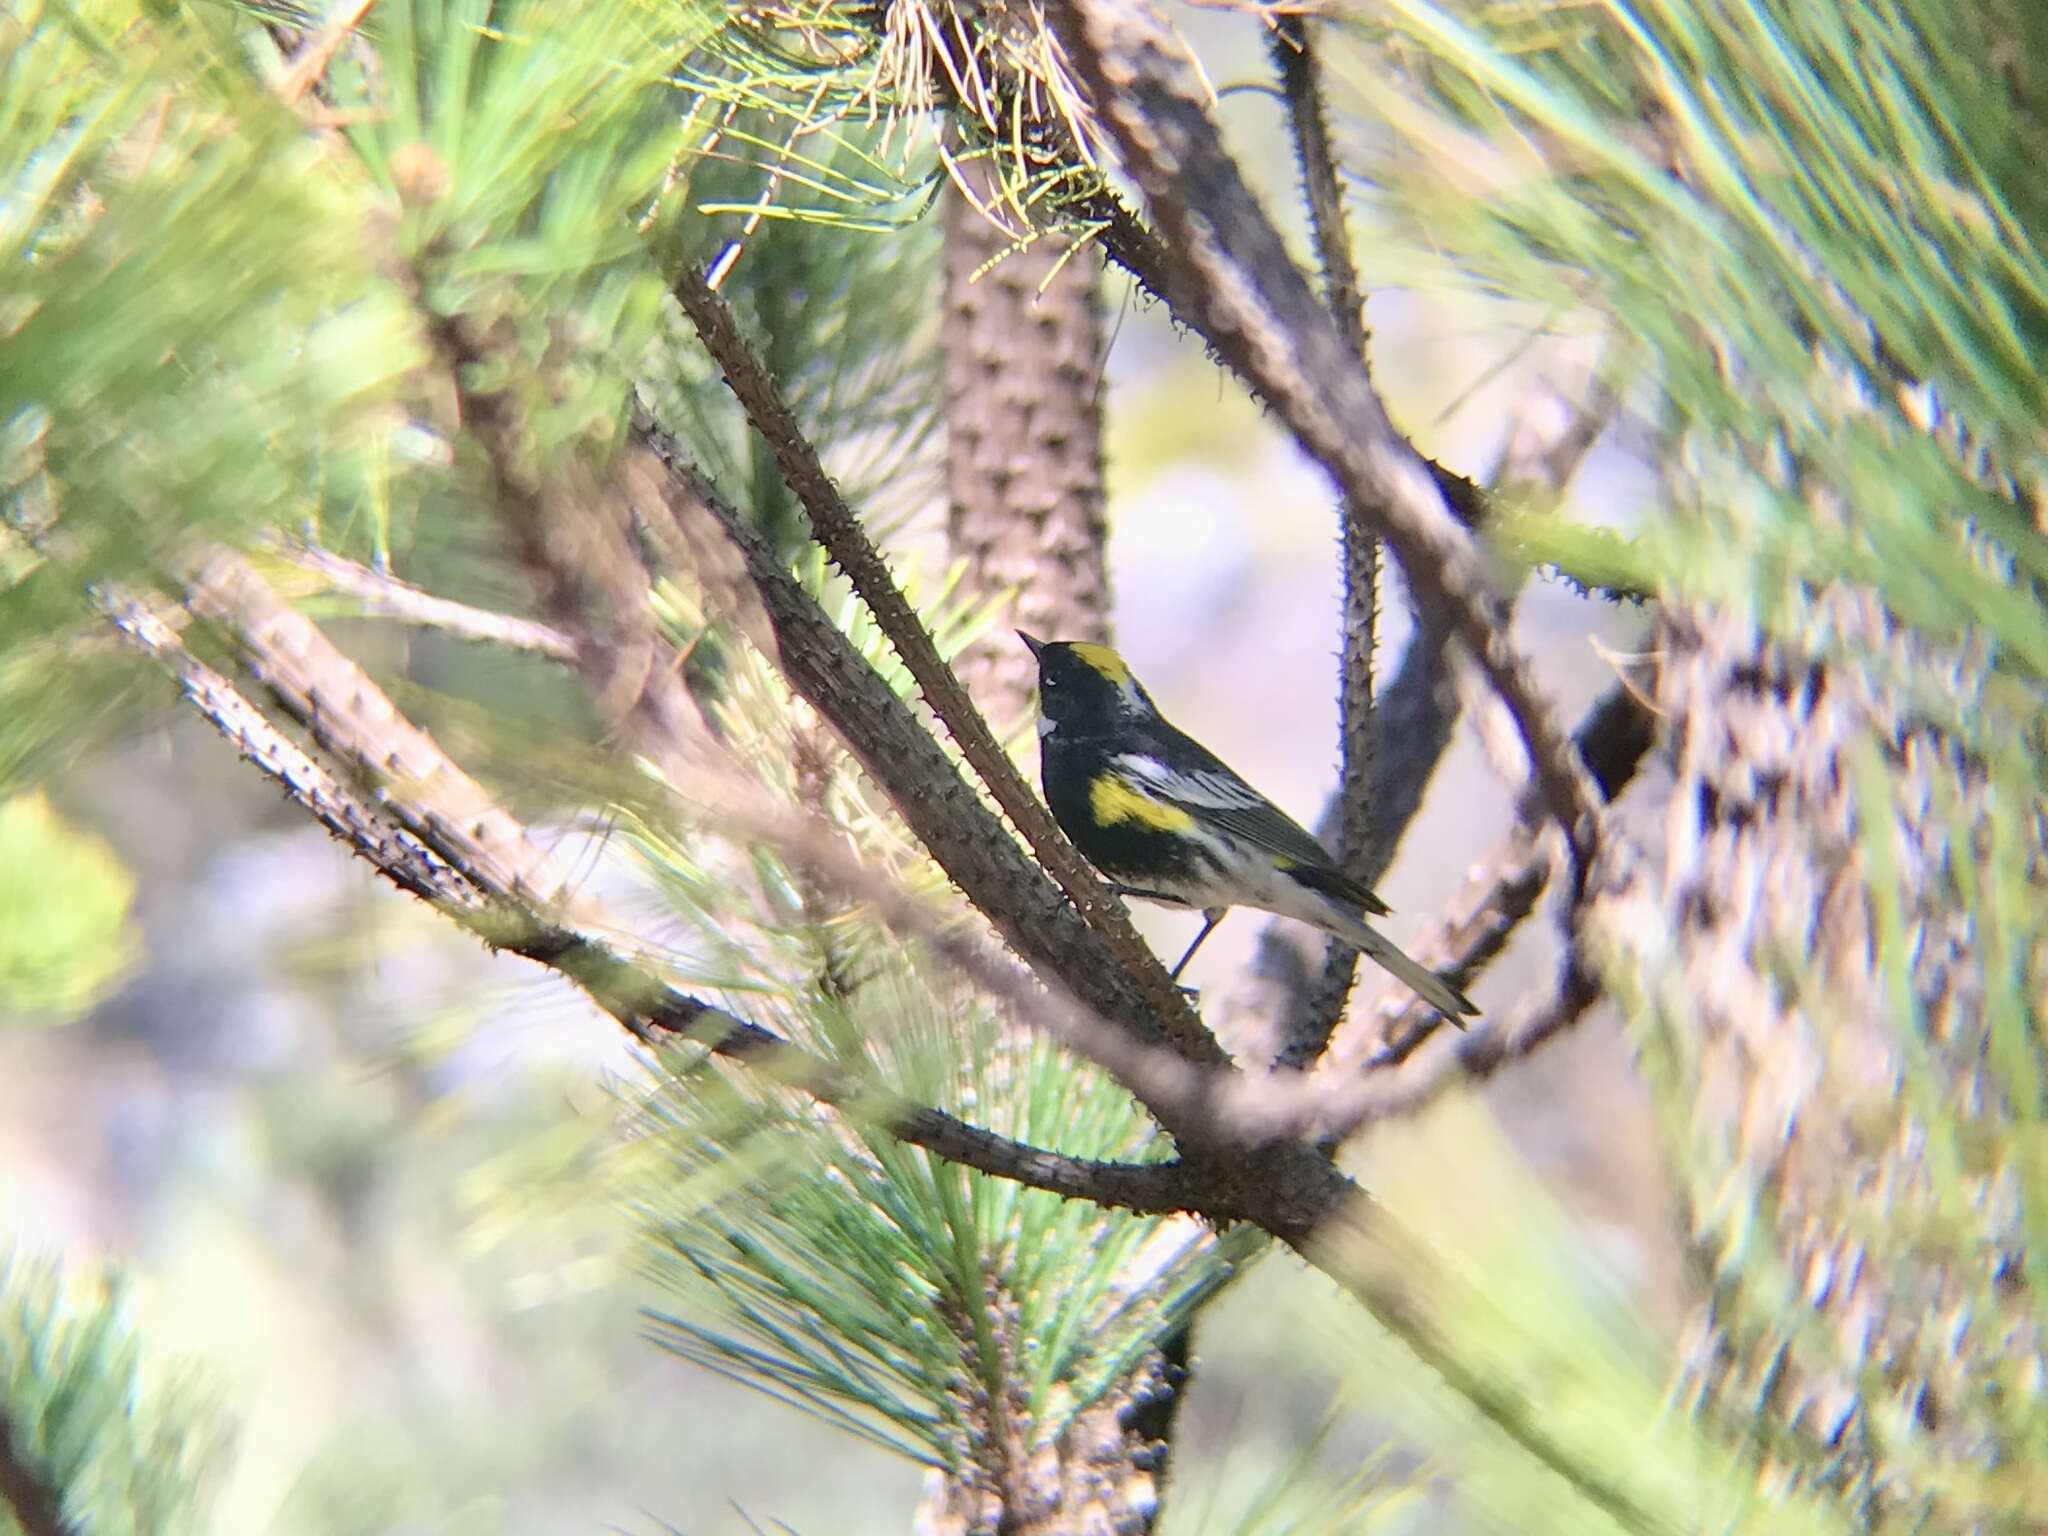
[644,434,1229,1073]
[665,263,1222,1062]
[99,586,484,912]
[1259,367,1625,1052]
[1271,18,1365,358]
[1333,675,1654,1084]
[179,547,571,906]
[131,558,1192,1214]
[938,140,1174,1533]
[132,550,1802,1535]
[1042,0,1601,863]
[1332,955,1603,1126]
[1303,679,1656,1135]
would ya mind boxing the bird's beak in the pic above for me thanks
[1017,631,1046,660]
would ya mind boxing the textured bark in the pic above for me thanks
[141,554,1205,1214]
[1267,12,1385,1069]
[1586,592,2048,1529]
[942,156,1111,730]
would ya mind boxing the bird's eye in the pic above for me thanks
[1042,675,1060,691]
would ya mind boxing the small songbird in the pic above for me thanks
[1021,633,1475,1023]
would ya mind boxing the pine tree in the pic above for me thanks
[3,0,2043,1530]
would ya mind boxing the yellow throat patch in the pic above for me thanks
[1089,773,1195,833]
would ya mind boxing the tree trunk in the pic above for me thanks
[919,151,1182,1536]
[940,154,1111,732]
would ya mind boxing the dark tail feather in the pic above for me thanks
[1288,860,1391,918]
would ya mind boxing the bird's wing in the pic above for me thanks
[1112,750,1341,873]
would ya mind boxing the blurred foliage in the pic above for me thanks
[0,0,411,786]
[0,792,140,1022]
[0,1256,230,1535]
[1336,1,2048,670]
[1327,0,2048,1527]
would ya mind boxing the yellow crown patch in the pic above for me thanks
[1067,643,1133,688]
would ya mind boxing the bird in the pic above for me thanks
[1020,632,1475,1024]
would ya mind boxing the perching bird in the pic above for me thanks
[1021,633,1475,1023]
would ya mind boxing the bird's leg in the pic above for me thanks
[1168,909,1225,982]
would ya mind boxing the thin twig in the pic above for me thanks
[1334,956,1604,1126]
[660,271,1219,1061]
[133,557,1722,1529]
[1271,18,1364,356]
[647,440,1231,1071]
[1270,11,1383,1069]
[1044,0,1601,861]
[274,540,578,660]
[1265,361,1623,1047]
[1317,678,1656,1106]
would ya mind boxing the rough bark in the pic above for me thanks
[941,155,1111,730]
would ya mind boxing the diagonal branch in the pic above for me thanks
[1315,677,1656,1124]
[418,280,1226,1079]
[100,588,485,913]
[1272,16,1366,358]
[180,546,571,907]
[1264,350,1622,1053]
[118,566,1198,1216]
[1333,953,1604,1126]
[1043,0,1601,860]
[663,267,1218,1058]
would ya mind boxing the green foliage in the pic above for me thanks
[0,0,416,782]
[645,173,948,558]
[0,792,139,1022]
[0,1256,230,1535]
[36,0,2035,1524]
[0,1,416,565]
[637,994,1241,1470]
[0,0,1168,1524]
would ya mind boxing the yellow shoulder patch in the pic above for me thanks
[1090,773,1196,833]
[1067,643,1132,688]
